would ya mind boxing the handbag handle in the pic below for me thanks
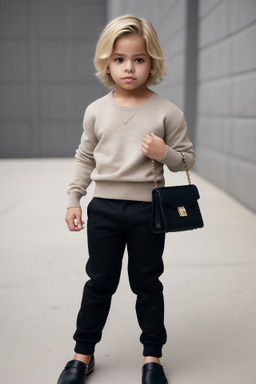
[152,152,191,189]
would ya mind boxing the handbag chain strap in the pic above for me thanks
[152,152,191,189]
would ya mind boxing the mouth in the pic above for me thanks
[122,76,136,82]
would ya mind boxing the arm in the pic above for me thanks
[66,107,98,231]
[67,106,97,208]
[141,112,195,171]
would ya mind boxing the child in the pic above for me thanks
[57,15,195,384]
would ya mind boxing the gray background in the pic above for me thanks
[0,0,256,212]
[0,0,106,158]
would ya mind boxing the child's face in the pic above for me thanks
[108,34,152,93]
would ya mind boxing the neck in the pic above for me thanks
[113,86,153,107]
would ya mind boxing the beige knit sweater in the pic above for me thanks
[67,91,195,207]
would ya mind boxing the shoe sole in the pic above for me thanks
[86,363,95,376]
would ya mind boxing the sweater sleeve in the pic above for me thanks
[67,106,98,208]
[159,110,195,172]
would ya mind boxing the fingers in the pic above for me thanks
[65,207,85,231]
[141,134,153,155]
[141,133,166,160]
[142,134,153,144]
[142,133,157,148]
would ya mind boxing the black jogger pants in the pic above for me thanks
[73,198,167,357]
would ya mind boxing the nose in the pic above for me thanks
[125,61,134,73]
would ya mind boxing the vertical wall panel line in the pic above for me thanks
[28,0,40,157]
[184,0,198,146]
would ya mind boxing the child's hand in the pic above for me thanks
[141,133,167,160]
[65,207,85,231]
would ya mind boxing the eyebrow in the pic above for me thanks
[111,53,147,57]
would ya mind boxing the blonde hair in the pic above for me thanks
[94,15,166,88]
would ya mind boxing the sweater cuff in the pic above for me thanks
[67,192,83,208]
[158,146,183,170]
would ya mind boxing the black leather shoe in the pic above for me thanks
[57,355,95,384]
[142,362,168,384]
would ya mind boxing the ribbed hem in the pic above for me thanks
[159,146,183,170]
[143,345,163,358]
[74,342,95,355]
[67,192,83,208]
[93,181,164,202]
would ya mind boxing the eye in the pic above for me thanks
[114,58,123,63]
[135,58,144,63]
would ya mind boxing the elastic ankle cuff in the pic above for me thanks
[143,345,162,358]
[74,343,95,355]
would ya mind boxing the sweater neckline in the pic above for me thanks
[109,90,156,111]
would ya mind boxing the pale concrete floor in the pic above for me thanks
[0,158,256,384]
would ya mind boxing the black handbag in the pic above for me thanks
[151,153,204,233]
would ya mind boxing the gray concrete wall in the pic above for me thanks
[196,0,256,211]
[0,0,106,157]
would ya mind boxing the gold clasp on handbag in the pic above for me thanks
[178,206,187,217]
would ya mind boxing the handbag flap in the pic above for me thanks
[153,185,200,209]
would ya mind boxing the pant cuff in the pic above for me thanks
[143,345,163,358]
[74,342,95,355]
